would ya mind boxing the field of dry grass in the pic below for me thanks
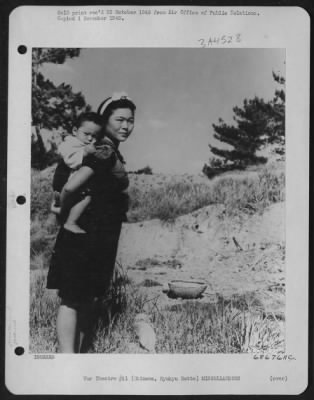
[30,162,285,353]
[31,270,284,354]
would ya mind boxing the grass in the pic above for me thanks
[31,163,285,226]
[128,164,285,221]
[30,271,60,352]
[30,162,285,353]
[30,164,285,272]
[30,268,284,354]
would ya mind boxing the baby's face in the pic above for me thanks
[73,121,102,145]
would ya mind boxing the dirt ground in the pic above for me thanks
[117,202,285,315]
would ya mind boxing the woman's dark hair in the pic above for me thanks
[97,98,136,127]
[74,112,103,129]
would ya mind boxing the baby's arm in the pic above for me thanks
[59,140,96,169]
[60,150,83,170]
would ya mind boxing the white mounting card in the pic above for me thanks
[6,5,310,395]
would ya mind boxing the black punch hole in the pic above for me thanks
[17,45,27,54]
[14,346,25,356]
[16,195,26,205]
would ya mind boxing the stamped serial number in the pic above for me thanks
[198,34,242,47]
[34,354,55,359]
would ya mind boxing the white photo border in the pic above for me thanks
[5,4,310,395]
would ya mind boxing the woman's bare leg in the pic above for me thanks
[56,304,78,353]
[77,299,97,353]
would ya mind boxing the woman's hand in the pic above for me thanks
[84,144,97,156]
[51,201,61,215]
[93,144,113,161]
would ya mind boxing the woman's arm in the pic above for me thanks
[60,166,95,220]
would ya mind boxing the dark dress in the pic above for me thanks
[52,159,71,193]
[46,142,129,304]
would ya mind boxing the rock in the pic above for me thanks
[133,314,156,353]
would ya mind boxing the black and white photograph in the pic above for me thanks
[6,5,309,395]
[30,47,286,355]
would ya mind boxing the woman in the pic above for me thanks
[47,92,136,353]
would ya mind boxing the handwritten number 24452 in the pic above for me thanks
[198,34,242,47]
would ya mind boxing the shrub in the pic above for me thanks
[31,163,285,225]
[128,166,285,221]
[31,167,55,220]
[130,166,153,175]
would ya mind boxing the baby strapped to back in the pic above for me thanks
[51,112,106,233]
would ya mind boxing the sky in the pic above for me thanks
[41,48,285,174]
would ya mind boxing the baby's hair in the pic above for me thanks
[74,112,103,129]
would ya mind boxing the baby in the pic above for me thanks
[51,112,104,233]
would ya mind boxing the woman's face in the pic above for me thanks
[105,108,135,142]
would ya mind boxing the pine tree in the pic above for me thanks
[32,48,91,169]
[32,48,80,87]
[204,72,285,177]
[209,97,271,168]
[266,72,285,155]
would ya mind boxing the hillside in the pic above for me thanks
[30,163,285,353]
[118,202,285,315]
